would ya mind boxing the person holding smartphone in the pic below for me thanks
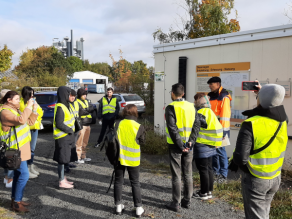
[20,86,43,179]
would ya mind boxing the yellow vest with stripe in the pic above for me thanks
[0,108,31,150]
[102,97,117,115]
[165,101,196,144]
[70,101,79,118]
[53,103,75,139]
[19,98,43,130]
[117,119,141,167]
[196,108,223,147]
[77,99,92,119]
[245,116,288,179]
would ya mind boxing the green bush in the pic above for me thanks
[140,119,168,155]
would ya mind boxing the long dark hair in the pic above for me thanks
[0,91,19,104]
[21,86,34,104]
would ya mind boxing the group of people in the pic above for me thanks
[0,77,288,219]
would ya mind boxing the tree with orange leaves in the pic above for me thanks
[153,0,240,43]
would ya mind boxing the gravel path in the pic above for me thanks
[0,123,244,219]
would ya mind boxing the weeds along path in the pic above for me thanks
[0,123,244,219]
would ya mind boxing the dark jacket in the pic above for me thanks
[193,107,217,159]
[97,96,120,121]
[53,86,77,164]
[232,105,288,173]
[165,99,200,152]
[78,99,94,126]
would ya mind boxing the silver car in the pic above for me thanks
[96,93,146,116]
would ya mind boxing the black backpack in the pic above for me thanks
[100,120,121,192]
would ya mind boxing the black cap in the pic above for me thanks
[70,89,77,96]
[207,77,221,84]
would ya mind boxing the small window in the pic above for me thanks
[123,95,143,102]
[113,95,122,102]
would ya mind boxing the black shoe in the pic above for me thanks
[217,175,227,184]
[193,190,209,200]
[181,199,191,209]
[68,163,77,168]
[165,202,181,212]
[64,166,71,174]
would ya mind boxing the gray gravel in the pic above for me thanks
[0,123,244,219]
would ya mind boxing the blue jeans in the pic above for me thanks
[4,169,14,179]
[212,147,228,178]
[11,161,29,202]
[27,130,38,165]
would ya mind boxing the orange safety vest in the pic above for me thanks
[208,86,232,133]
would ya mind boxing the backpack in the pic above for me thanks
[100,120,121,192]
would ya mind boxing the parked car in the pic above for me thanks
[96,93,145,117]
[35,91,97,126]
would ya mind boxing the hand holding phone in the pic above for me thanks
[242,81,259,91]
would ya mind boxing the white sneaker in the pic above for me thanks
[136,206,144,217]
[83,158,91,162]
[30,164,40,175]
[5,180,13,188]
[94,143,100,148]
[3,178,7,184]
[75,160,84,164]
[116,204,124,215]
[207,191,212,199]
[29,171,38,179]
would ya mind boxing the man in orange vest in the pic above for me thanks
[207,77,232,183]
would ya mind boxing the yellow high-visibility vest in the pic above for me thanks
[245,116,288,179]
[70,101,79,118]
[53,103,75,139]
[102,97,116,115]
[117,119,141,167]
[196,108,223,147]
[19,98,43,130]
[0,108,31,149]
[165,101,196,144]
[77,99,92,119]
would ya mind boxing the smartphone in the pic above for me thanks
[242,81,259,91]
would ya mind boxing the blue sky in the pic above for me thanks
[0,0,291,68]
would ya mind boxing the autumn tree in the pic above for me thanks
[0,45,14,72]
[153,0,240,43]
[83,60,113,81]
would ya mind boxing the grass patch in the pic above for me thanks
[0,200,14,219]
[140,159,170,175]
[139,119,168,155]
[193,172,292,218]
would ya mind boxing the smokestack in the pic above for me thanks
[80,37,84,62]
[71,29,73,56]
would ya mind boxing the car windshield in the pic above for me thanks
[123,95,143,102]
[35,95,57,104]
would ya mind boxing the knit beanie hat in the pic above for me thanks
[0,89,11,98]
[258,84,285,109]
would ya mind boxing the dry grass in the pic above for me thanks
[140,159,170,175]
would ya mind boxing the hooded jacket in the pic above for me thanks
[232,105,288,173]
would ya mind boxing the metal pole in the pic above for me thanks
[71,29,74,56]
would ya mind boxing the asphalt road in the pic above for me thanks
[0,122,244,219]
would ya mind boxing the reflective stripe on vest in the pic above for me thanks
[117,119,141,167]
[196,108,223,147]
[53,103,75,139]
[102,97,117,114]
[77,99,92,119]
[0,108,31,149]
[70,101,79,118]
[245,116,288,179]
[165,101,196,144]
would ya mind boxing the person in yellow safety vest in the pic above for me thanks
[165,83,200,212]
[0,89,14,189]
[19,86,44,179]
[53,86,77,190]
[75,88,94,164]
[114,104,145,217]
[95,87,120,148]
[0,90,38,213]
[231,83,288,219]
[207,76,232,183]
[192,93,223,200]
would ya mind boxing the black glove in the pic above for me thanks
[228,159,239,172]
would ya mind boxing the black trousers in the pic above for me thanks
[114,163,142,207]
[194,157,214,194]
[97,119,115,144]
